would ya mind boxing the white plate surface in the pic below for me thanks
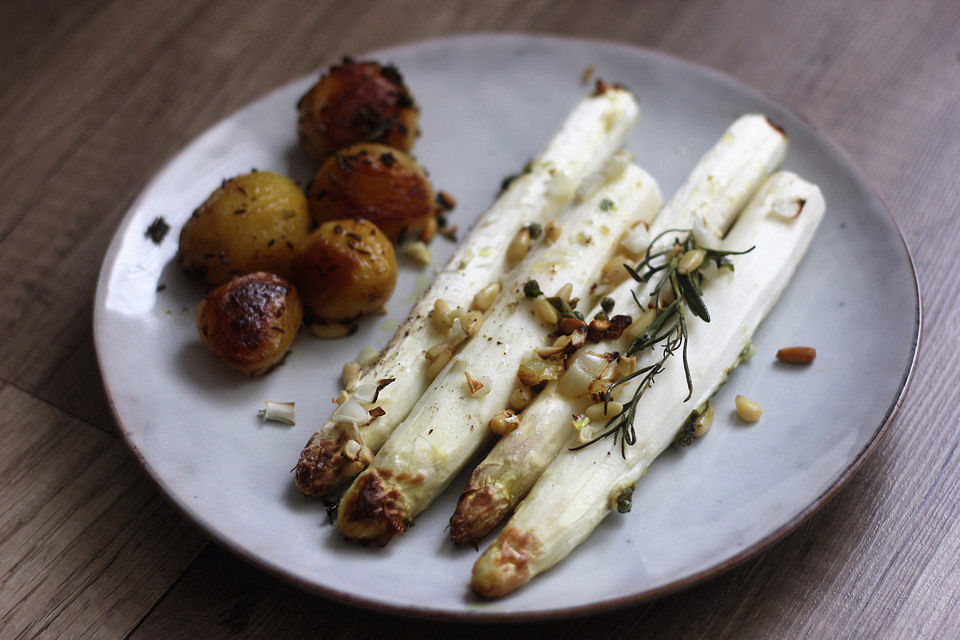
[94,34,919,620]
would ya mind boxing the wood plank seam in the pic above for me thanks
[0,373,118,440]
[120,558,204,640]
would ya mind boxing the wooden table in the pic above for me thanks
[1,0,957,637]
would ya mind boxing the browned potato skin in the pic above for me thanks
[196,272,304,376]
[307,143,434,242]
[178,171,311,286]
[291,219,397,322]
[297,59,419,164]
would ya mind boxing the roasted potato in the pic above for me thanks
[307,143,435,242]
[297,58,419,164]
[291,219,397,322]
[178,171,311,286]
[196,272,303,376]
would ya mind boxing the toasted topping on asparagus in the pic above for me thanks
[449,113,791,546]
[336,164,663,544]
[294,88,641,497]
[471,171,825,596]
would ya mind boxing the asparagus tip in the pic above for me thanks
[471,527,541,598]
[450,482,510,545]
[293,433,368,497]
[337,470,408,546]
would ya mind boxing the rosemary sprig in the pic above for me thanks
[571,229,753,456]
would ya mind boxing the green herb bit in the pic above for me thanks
[525,222,543,239]
[601,297,615,313]
[497,159,535,195]
[623,263,644,283]
[573,227,754,457]
[616,484,636,513]
[715,255,735,273]
[675,271,710,322]
[546,296,575,317]
[599,198,615,211]
[145,217,170,244]
[523,279,542,298]
[674,409,699,447]
[627,300,678,355]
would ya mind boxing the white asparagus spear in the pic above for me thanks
[336,163,663,545]
[294,88,640,496]
[450,114,789,543]
[472,172,825,596]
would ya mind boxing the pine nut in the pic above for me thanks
[615,355,636,378]
[678,249,705,274]
[735,395,762,422]
[532,297,559,326]
[426,341,450,360]
[556,283,573,302]
[506,228,531,263]
[602,253,632,285]
[544,221,562,244]
[426,347,453,378]
[419,216,438,243]
[586,401,624,421]
[776,346,816,364]
[625,308,657,342]
[489,409,521,435]
[309,321,351,339]
[404,240,432,265]
[472,282,501,312]
[341,361,361,388]
[535,334,572,358]
[694,405,714,437]
[431,298,453,332]
[461,310,483,336]
[509,387,532,411]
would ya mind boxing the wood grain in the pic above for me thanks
[0,384,206,639]
[0,0,958,638]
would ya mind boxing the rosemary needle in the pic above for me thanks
[572,229,753,456]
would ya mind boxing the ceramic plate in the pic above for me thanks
[94,34,919,620]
